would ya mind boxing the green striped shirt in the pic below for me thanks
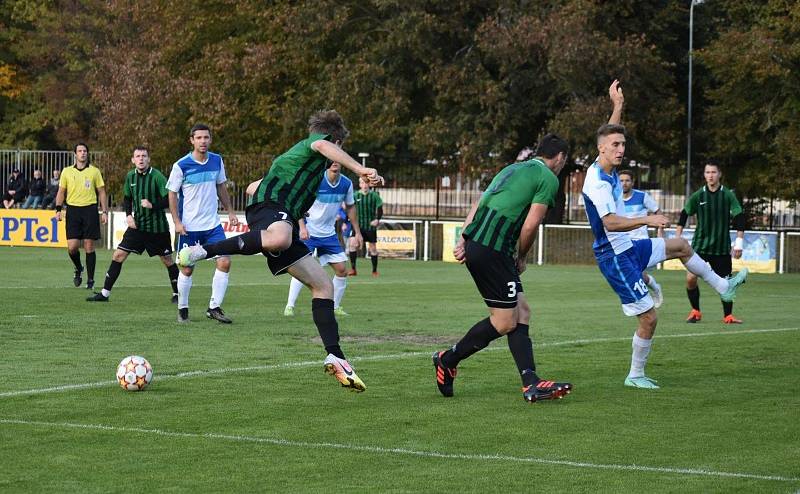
[462,159,558,257]
[251,133,332,221]
[123,167,170,233]
[683,185,743,255]
[354,190,383,230]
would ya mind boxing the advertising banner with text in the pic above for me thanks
[0,209,67,247]
[662,229,777,274]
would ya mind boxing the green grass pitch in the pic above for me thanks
[1,246,798,492]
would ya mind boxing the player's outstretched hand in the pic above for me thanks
[228,212,239,227]
[361,168,384,187]
[647,214,670,229]
[453,238,466,263]
[609,79,624,107]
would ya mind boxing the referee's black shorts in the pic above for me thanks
[245,200,311,276]
[697,252,732,278]
[118,228,173,257]
[464,239,524,309]
[65,204,101,240]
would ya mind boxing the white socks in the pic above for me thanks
[286,276,304,308]
[333,275,347,309]
[684,254,729,294]
[628,334,652,379]
[287,275,348,309]
[177,272,192,309]
[209,269,229,309]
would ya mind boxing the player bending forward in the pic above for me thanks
[433,134,573,404]
[178,110,382,392]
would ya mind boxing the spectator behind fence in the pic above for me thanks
[21,169,46,209]
[42,168,61,209]
[3,168,27,209]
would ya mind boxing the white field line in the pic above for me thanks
[0,418,797,483]
[0,326,797,399]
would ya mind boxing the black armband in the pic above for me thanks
[154,196,170,211]
[123,196,133,216]
[732,213,746,231]
[678,210,689,227]
[376,206,383,221]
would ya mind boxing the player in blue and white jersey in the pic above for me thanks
[167,124,239,324]
[284,162,362,317]
[619,169,663,307]
[582,80,747,389]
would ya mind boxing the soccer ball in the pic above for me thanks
[116,355,153,391]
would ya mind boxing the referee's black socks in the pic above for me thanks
[441,317,501,368]
[204,231,263,257]
[86,251,96,281]
[312,298,345,359]
[69,250,82,272]
[370,254,378,273]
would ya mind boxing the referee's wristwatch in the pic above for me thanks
[100,211,108,215]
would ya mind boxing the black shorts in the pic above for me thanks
[118,229,173,257]
[698,252,732,278]
[246,201,311,275]
[358,228,377,244]
[65,204,101,240]
[464,239,523,308]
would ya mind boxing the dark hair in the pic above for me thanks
[704,160,721,172]
[308,110,350,143]
[74,142,89,153]
[535,133,568,159]
[132,146,149,154]
[190,123,211,138]
[618,169,634,180]
[596,124,626,142]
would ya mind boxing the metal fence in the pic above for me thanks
[3,149,799,228]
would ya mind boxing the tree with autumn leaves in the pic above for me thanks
[0,0,797,203]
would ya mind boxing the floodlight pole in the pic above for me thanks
[687,0,704,200]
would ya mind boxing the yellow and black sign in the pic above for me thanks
[0,210,67,247]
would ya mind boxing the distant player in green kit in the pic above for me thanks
[432,134,574,404]
[350,177,383,277]
[177,110,383,393]
[87,147,179,303]
[677,162,747,324]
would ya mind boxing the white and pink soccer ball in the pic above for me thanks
[116,355,153,391]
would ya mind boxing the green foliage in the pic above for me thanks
[698,0,800,201]
[0,1,797,201]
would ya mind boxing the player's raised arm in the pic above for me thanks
[311,139,383,186]
[608,79,624,125]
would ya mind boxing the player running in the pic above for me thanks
[284,161,362,317]
[433,133,573,404]
[177,110,383,392]
[582,80,748,390]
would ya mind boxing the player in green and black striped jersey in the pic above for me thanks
[178,110,384,392]
[349,178,383,276]
[432,134,573,403]
[676,162,746,324]
[87,147,180,303]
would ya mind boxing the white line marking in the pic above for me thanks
[1,327,797,399]
[0,419,797,483]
